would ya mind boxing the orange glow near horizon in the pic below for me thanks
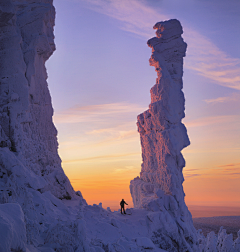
[63,160,240,211]
[62,153,141,210]
[56,98,240,215]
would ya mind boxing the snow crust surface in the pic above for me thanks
[0,1,239,251]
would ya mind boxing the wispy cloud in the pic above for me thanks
[87,127,138,142]
[62,152,140,163]
[217,163,240,175]
[215,163,240,178]
[183,169,201,180]
[78,0,167,38]
[183,147,240,154]
[77,0,240,90]
[53,102,146,124]
[204,93,240,104]
[218,163,240,168]
[184,29,240,90]
[184,174,201,179]
[184,115,239,128]
[114,165,138,173]
[183,163,240,180]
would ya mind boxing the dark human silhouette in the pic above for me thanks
[120,199,128,214]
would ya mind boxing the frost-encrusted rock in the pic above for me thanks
[130,19,199,251]
[0,1,88,251]
[0,0,73,200]
[234,231,240,251]
[197,228,240,252]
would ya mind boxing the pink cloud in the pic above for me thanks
[204,93,240,104]
[53,102,146,124]
[184,115,238,128]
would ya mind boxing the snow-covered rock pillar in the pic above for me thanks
[0,1,88,250]
[130,19,199,251]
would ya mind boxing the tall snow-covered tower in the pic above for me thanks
[130,19,199,251]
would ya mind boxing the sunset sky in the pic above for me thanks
[47,0,240,211]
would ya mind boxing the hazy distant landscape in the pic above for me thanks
[189,205,240,218]
[188,205,240,239]
[193,216,240,239]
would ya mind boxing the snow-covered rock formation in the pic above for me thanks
[197,227,240,252]
[130,19,199,251]
[0,1,88,251]
[1,1,239,250]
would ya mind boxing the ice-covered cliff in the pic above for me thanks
[0,1,88,251]
[0,0,74,200]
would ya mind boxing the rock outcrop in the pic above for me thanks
[130,19,199,251]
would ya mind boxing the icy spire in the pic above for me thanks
[130,19,199,251]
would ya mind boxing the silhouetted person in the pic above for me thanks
[120,199,128,214]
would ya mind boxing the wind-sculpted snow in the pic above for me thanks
[1,2,239,250]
